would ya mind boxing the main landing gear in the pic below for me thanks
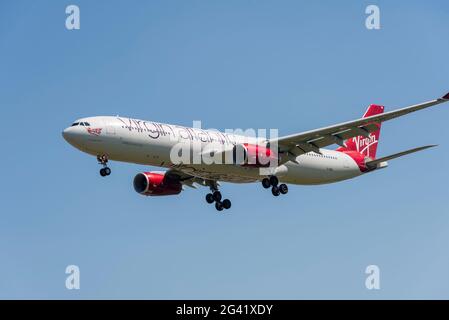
[205,188,231,211]
[261,176,288,197]
[97,155,111,177]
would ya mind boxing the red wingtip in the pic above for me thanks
[443,92,449,100]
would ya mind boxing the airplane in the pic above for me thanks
[62,92,449,211]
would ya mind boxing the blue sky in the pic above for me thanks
[1,0,448,299]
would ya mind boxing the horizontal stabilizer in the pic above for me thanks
[365,145,437,169]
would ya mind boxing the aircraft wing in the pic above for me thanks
[165,168,195,182]
[165,168,219,189]
[271,93,449,158]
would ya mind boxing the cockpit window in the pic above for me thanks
[71,121,90,127]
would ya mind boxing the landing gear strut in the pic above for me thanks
[97,155,111,177]
[261,176,288,197]
[205,186,231,211]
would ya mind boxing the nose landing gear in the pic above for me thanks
[261,176,288,197]
[97,155,111,177]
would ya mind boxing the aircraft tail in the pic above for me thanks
[337,104,384,159]
[365,145,437,170]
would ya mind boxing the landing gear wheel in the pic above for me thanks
[269,176,279,187]
[212,191,222,202]
[206,193,215,204]
[262,178,271,189]
[97,155,110,177]
[222,199,231,210]
[271,185,280,196]
[215,202,224,211]
[279,184,288,195]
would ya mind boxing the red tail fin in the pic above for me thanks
[337,104,384,159]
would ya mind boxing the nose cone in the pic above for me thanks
[62,127,73,142]
[62,126,84,148]
[62,127,68,139]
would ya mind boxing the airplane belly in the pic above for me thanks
[180,164,260,183]
[280,152,362,185]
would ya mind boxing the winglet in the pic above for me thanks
[442,92,449,100]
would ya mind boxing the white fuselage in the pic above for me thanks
[62,116,363,185]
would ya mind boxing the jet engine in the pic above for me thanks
[133,172,182,196]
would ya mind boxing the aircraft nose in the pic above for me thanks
[62,126,83,146]
[62,127,72,141]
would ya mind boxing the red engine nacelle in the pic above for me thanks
[233,143,278,167]
[133,172,182,196]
